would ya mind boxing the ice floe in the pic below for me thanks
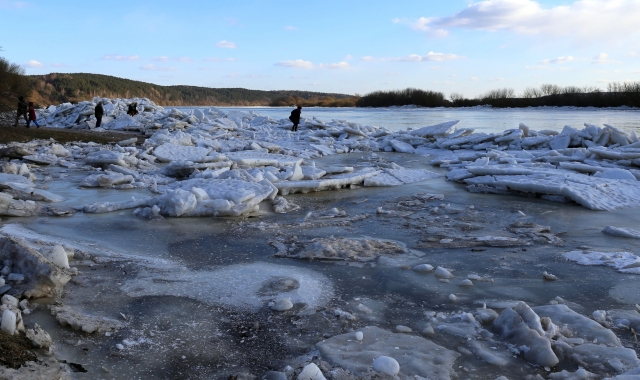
[564,250,640,274]
[315,326,459,378]
[9,97,640,218]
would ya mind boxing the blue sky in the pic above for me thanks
[1,0,639,97]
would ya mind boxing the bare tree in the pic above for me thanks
[522,87,542,98]
[540,84,561,96]
[479,88,515,100]
[449,92,464,104]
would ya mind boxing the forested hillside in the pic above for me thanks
[27,73,352,106]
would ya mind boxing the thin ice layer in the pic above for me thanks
[120,262,334,314]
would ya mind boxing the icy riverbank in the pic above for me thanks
[0,97,639,378]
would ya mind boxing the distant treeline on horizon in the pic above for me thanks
[356,84,640,108]
[16,72,640,109]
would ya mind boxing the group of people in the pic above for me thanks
[13,97,132,130]
[15,98,304,131]
[14,96,40,128]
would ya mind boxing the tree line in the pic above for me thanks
[2,53,640,110]
[364,84,640,108]
[27,73,352,107]
[275,84,640,108]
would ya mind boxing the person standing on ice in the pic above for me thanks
[27,102,40,128]
[289,105,302,132]
[127,102,138,117]
[94,100,104,129]
[14,96,28,128]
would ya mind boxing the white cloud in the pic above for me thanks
[318,62,349,69]
[176,57,193,62]
[592,53,622,64]
[400,0,640,41]
[450,74,458,77]
[489,78,505,82]
[395,52,464,62]
[204,57,235,62]
[102,54,140,61]
[24,60,43,68]
[284,26,298,30]
[470,77,479,81]
[153,56,170,62]
[344,54,353,61]
[140,64,177,71]
[628,51,639,57]
[360,52,464,62]
[0,1,28,9]
[432,81,454,85]
[539,56,574,64]
[216,40,237,49]
[525,65,571,71]
[276,60,314,69]
[50,63,68,68]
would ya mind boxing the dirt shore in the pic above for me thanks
[0,124,144,145]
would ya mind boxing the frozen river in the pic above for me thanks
[2,102,640,379]
[205,106,640,134]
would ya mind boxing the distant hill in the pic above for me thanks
[27,73,353,107]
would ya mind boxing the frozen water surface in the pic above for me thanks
[2,101,640,379]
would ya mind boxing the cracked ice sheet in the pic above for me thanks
[275,168,381,195]
[364,168,443,187]
[225,151,303,168]
[316,326,459,378]
[162,178,275,205]
[564,251,640,275]
[0,223,173,269]
[153,143,211,162]
[120,262,334,314]
[466,173,640,211]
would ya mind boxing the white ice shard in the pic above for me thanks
[226,151,303,168]
[390,139,415,153]
[1,309,16,335]
[493,307,559,367]
[533,304,620,346]
[602,226,640,239]
[364,167,442,187]
[410,120,459,137]
[296,363,326,380]
[276,169,381,195]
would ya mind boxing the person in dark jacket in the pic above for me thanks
[14,96,28,128]
[27,102,40,128]
[127,102,138,117]
[95,101,104,128]
[289,105,302,132]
